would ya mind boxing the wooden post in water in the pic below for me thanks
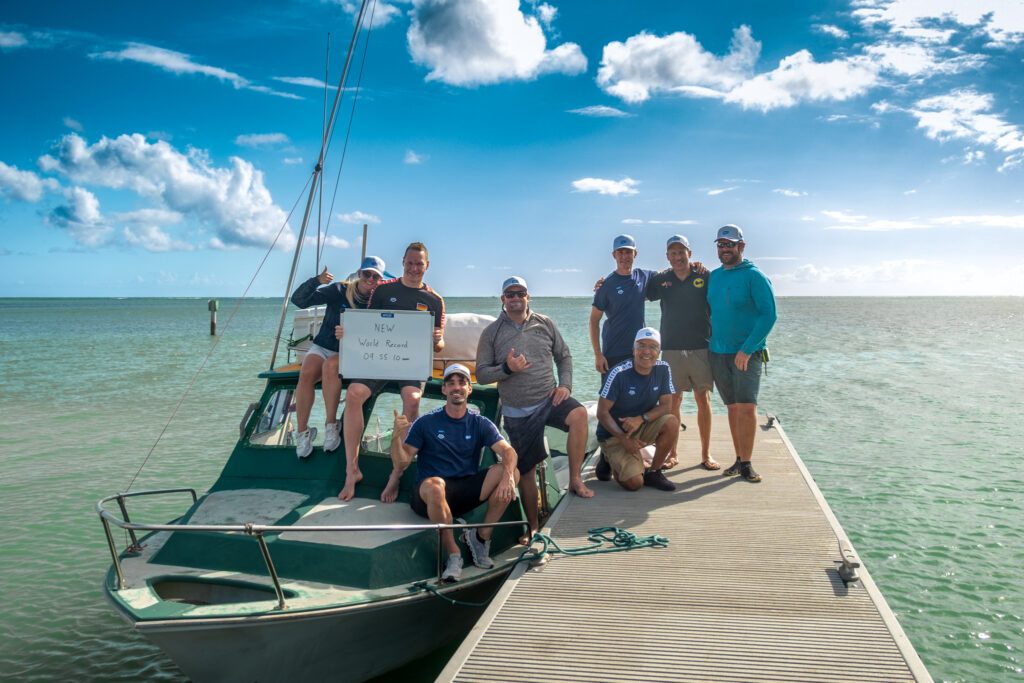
[361,223,368,260]
[208,299,219,336]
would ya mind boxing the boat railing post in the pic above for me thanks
[251,527,287,610]
[100,514,127,590]
[116,494,143,554]
[436,527,443,582]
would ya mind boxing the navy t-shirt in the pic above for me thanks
[596,360,675,441]
[592,268,654,358]
[405,407,503,483]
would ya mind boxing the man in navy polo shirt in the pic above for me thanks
[391,364,519,582]
[595,328,680,492]
[589,234,654,385]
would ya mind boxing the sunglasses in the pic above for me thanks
[503,290,528,298]
[360,271,382,280]
[716,241,739,249]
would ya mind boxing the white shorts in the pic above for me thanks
[304,343,338,361]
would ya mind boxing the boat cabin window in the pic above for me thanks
[248,387,327,448]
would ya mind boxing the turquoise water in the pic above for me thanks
[1,297,1021,682]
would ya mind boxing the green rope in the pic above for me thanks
[286,333,312,348]
[411,526,668,607]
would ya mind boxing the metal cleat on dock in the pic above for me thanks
[837,538,862,583]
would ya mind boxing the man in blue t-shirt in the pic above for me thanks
[391,364,519,582]
[589,234,655,385]
[595,328,680,492]
[707,225,778,483]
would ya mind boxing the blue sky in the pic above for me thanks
[1,0,1023,296]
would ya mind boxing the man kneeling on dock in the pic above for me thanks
[595,328,679,492]
[392,364,520,582]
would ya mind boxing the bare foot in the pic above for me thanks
[570,479,594,498]
[661,455,679,470]
[700,458,721,471]
[380,471,402,503]
[338,469,363,501]
[518,529,538,546]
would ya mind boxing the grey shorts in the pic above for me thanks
[348,378,425,394]
[709,352,763,405]
[304,343,338,361]
[661,348,714,393]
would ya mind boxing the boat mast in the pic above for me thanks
[269,0,372,370]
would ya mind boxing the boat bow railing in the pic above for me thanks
[97,489,527,610]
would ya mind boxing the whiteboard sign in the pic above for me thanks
[340,309,435,381]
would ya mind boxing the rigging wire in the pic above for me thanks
[317,0,378,265]
[315,33,331,275]
[123,176,313,493]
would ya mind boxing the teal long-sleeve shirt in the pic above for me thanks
[707,259,777,355]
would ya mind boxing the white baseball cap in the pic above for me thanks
[502,276,528,292]
[613,234,637,251]
[666,234,690,248]
[634,327,661,344]
[443,363,472,381]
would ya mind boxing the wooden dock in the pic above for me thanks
[439,416,932,682]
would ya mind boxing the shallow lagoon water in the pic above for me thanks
[0,296,1021,682]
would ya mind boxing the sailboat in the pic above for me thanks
[96,3,599,680]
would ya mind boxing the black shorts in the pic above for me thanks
[410,470,491,519]
[709,351,763,405]
[505,396,584,473]
[348,378,425,394]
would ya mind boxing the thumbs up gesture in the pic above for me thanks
[393,409,410,434]
[317,266,334,285]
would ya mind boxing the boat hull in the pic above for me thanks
[127,572,506,682]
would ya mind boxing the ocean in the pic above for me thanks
[0,296,1021,682]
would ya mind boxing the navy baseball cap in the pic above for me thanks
[715,225,744,242]
[359,255,386,276]
[613,234,637,250]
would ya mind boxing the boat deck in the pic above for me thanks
[440,416,933,682]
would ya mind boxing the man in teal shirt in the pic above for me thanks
[707,225,777,482]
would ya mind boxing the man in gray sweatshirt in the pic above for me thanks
[476,277,594,541]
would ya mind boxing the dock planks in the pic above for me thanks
[440,416,932,683]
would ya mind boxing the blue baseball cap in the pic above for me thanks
[666,234,690,248]
[502,276,528,292]
[613,234,637,251]
[359,255,385,276]
[443,363,472,381]
[715,225,744,242]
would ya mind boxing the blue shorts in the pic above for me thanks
[709,352,763,405]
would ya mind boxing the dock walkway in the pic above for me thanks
[440,416,932,682]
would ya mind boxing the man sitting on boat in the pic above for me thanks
[595,327,680,492]
[289,255,385,460]
[338,241,446,502]
[476,276,593,544]
[392,363,519,582]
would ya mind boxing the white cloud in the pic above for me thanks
[777,259,932,284]
[929,214,1024,228]
[122,224,193,252]
[567,105,633,118]
[821,209,868,223]
[337,210,381,224]
[724,50,878,111]
[272,76,337,90]
[49,186,112,247]
[0,31,27,49]
[63,117,83,132]
[114,208,184,225]
[824,219,930,231]
[340,0,404,28]
[597,26,759,104]
[853,1,1024,47]
[537,3,557,28]
[622,218,697,225]
[815,24,849,39]
[863,42,985,76]
[283,157,304,165]
[706,186,738,196]
[407,0,587,86]
[880,90,1024,171]
[235,132,290,147]
[543,267,582,273]
[0,161,59,202]
[93,43,302,100]
[307,235,352,249]
[39,133,293,250]
[571,177,639,196]
[404,149,425,164]
[621,218,644,224]
[773,188,807,197]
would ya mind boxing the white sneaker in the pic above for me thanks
[461,529,494,569]
[441,553,463,582]
[323,422,341,452]
[295,427,317,459]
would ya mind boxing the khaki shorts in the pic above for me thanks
[600,414,672,482]
[661,348,714,393]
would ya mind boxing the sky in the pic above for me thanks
[1,0,1023,297]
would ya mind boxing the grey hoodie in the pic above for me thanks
[475,309,573,409]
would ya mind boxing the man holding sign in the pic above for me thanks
[338,242,446,502]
